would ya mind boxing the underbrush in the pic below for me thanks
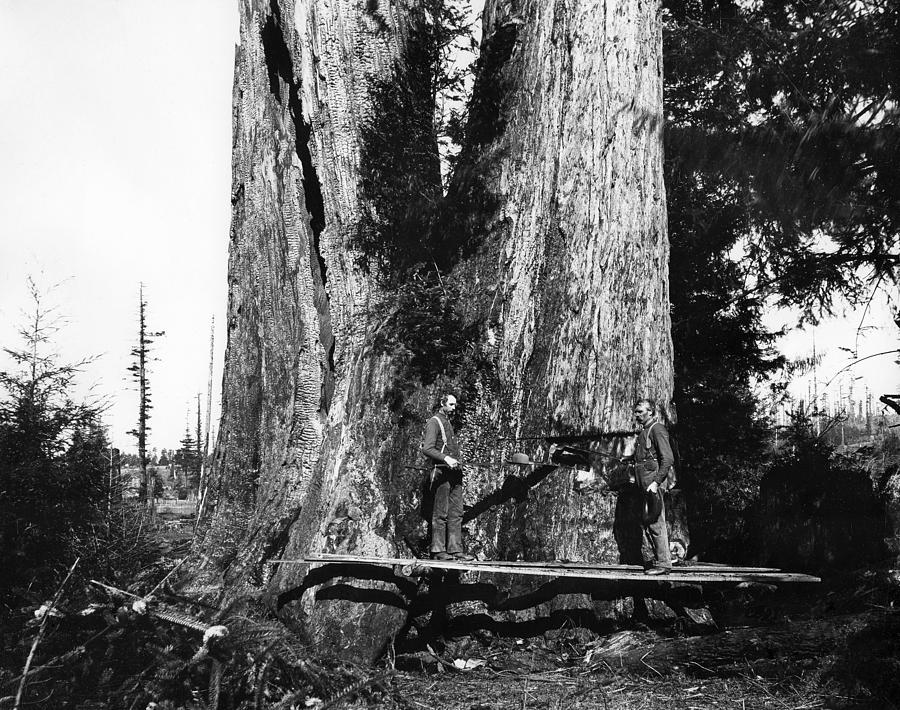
[3,564,899,709]
[0,547,391,710]
[3,483,899,710]
[393,668,835,710]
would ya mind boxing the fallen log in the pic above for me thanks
[589,612,877,677]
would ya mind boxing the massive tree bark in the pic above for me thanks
[195,0,424,661]
[197,0,672,664]
[450,0,671,566]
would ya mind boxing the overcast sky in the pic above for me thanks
[0,1,896,454]
[0,0,237,451]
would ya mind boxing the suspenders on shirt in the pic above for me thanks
[429,415,448,483]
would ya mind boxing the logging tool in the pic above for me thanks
[496,430,636,444]
[497,440,629,465]
[549,443,628,463]
[403,461,495,472]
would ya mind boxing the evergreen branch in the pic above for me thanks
[824,350,900,387]
[14,557,80,710]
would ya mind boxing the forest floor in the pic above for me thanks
[376,568,900,710]
[391,668,831,709]
[381,622,896,709]
[3,533,899,708]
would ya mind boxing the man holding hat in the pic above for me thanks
[632,399,674,575]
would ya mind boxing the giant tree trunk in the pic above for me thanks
[195,0,426,662]
[197,0,672,664]
[449,0,672,566]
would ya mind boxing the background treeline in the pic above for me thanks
[0,282,163,610]
[0,280,209,622]
[663,0,899,565]
[0,284,208,706]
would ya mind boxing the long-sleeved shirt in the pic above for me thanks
[634,419,674,487]
[421,412,460,465]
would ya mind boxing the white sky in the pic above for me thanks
[0,1,238,452]
[0,1,896,454]
[766,293,900,416]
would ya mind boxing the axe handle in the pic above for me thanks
[403,462,495,471]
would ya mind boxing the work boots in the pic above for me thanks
[430,551,475,561]
[644,566,670,576]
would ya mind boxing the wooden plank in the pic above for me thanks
[471,559,783,574]
[689,561,782,572]
[291,554,821,584]
[294,553,782,574]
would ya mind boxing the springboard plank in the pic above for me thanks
[298,553,782,574]
[293,553,820,583]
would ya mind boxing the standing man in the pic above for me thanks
[633,399,674,575]
[421,394,474,561]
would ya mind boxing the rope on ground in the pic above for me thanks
[89,578,229,709]
[89,579,220,635]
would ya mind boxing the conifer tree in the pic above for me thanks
[0,279,103,586]
[177,423,199,490]
[126,284,164,507]
[195,394,203,493]
[662,0,899,556]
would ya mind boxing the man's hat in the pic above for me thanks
[642,490,663,525]
[508,452,531,465]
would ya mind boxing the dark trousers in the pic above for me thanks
[430,467,463,554]
[614,484,672,568]
[645,495,672,568]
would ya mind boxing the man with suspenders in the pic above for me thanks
[633,399,675,575]
[421,394,475,561]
